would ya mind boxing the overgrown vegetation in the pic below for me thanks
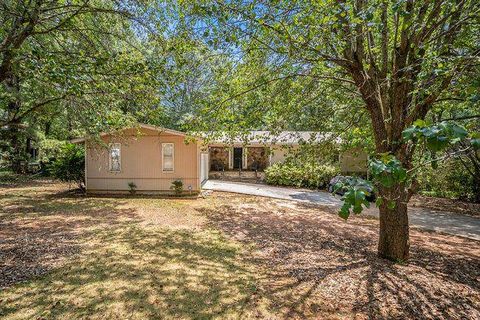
[417,159,478,201]
[48,144,85,189]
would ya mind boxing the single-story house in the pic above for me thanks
[73,124,367,194]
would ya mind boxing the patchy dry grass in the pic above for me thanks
[0,177,479,319]
[0,180,262,319]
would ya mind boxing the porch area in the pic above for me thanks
[208,146,269,183]
[209,146,269,171]
[209,170,265,183]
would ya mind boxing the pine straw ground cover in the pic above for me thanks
[0,178,479,319]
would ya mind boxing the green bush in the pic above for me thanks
[170,179,184,195]
[416,158,476,201]
[49,144,85,189]
[265,162,339,189]
[37,139,67,174]
[128,182,137,195]
[39,139,66,163]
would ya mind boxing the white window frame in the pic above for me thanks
[162,143,174,173]
[109,143,121,172]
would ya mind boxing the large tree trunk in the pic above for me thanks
[4,73,26,174]
[377,184,410,261]
[8,124,24,174]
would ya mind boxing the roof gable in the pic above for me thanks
[71,123,187,144]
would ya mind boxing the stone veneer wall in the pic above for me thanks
[247,147,268,170]
[209,147,229,170]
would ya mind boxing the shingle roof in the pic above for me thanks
[205,131,341,145]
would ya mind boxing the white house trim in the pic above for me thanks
[242,147,248,169]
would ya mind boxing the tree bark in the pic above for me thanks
[8,124,24,174]
[333,0,471,262]
[4,72,26,173]
[377,184,410,261]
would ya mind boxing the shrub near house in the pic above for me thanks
[265,162,339,189]
[49,144,85,189]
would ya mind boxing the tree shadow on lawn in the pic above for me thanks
[0,174,59,188]
[198,201,480,319]
[0,185,264,319]
[2,185,479,319]
[0,190,139,288]
[0,225,262,319]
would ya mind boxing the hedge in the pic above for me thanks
[265,162,339,189]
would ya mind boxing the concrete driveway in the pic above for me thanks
[203,180,480,240]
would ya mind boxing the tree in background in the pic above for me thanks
[429,67,480,202]
[49,143,85,190]
[0,0,163,171]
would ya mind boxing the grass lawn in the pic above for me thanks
[1,176,479,319]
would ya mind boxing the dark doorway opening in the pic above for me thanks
[233,147,243,169]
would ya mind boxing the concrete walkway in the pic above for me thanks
[203,180,480,240]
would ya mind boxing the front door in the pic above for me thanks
[233,147,243,169]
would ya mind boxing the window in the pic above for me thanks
[109,143,121,172]
[162,143,174,172]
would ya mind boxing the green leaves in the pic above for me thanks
[471,138,480,150]
[369,155,407,188]
[402,121,469,152]
[339,187,371,220]
[403,121,477,169]
[401,126,417,141]
[469,133,480,150]
[387,200,396,210]
[1,0,164,138]
[450,124,469,139]
[334,177,372,220]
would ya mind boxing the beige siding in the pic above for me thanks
[86,127,200,192]
[270,146,288,164]
[269,145,299,164]
[340,148,368,173]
